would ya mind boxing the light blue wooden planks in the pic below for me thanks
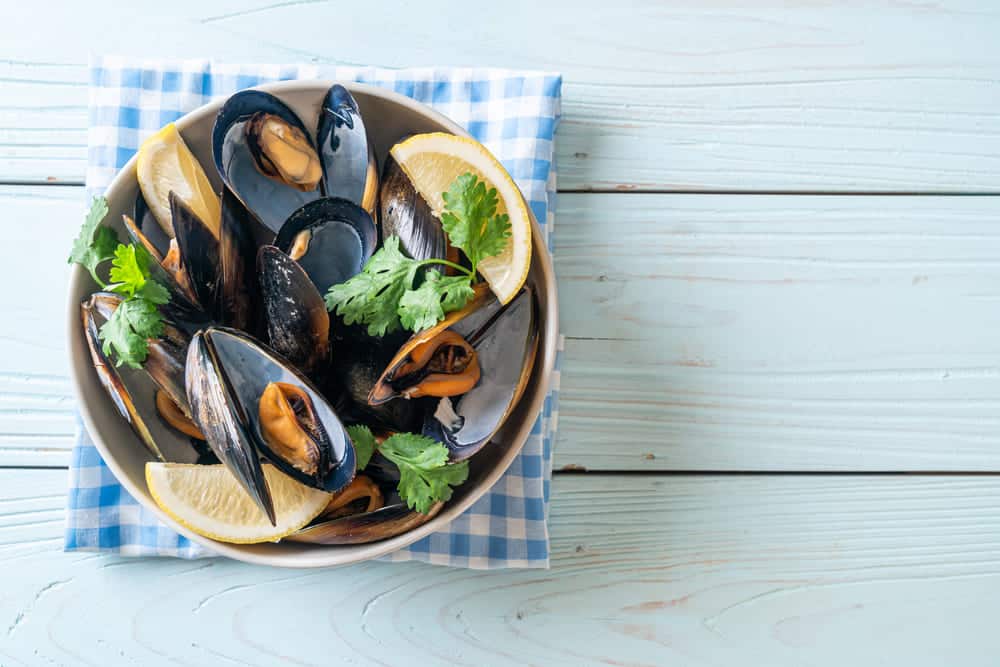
[1,0,999,190]
[3,469,1000,666]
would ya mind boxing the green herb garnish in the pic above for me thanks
[325,173,511,335]
[68,197,118,287]
[378,433,469,514]
[348,426,469,514]
[347,424,377,472]
[68,196,170,369]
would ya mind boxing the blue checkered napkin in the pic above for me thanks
[66,57,562,569]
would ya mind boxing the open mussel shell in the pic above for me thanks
[82,293,202,463]
[317,84,378,217]
[289,496,443,545]
[258,245,329,379]
[81,295,164,462]
[421,287,539,461]
[212,90,322,233]
[134,190,172,256]
[368,284,493,405]
[380,152,452,262]
[121,213,209,333]
[186,327,356,523]
[274,197,377,295]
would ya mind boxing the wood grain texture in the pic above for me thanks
[1,1,999,190]
[2,469,1000,666]
[7,186,1000,470]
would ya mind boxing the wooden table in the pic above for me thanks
[2,2,999,664]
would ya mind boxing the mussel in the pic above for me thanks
[370,287,538,461]
[317,84,378,216]
[380,152,456,263]
[274,197,377,296]
[212,90,322,233]
[82,293,204,461]
[185,327,356,524]
[258,245,330,379]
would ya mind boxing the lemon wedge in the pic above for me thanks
[390,133,532,304]
[146,463,331,544]
[137,123,221,238]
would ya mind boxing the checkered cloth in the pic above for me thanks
[65,57,562,569]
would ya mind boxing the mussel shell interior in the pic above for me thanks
[134,190,172,257]
[212,90,321,233]
[274,197,377,295]
[422,288,538,460]
[317,85,372,210]
[201,327,355,492]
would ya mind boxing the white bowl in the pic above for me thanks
[66,81,559,568]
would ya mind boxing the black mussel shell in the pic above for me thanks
[134,190,172,257]
[379,153,450,262]
[258,245,330,379]
[330,336,424,433]
[317,84,378,216]
[212,90,321,233]
[422,288,538,461]
[274,197,377,296]
[214,189,258,331]
[170,192,219,315]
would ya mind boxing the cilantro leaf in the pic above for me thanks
[398,269,476,332]
[98,298,165,369]
[440,173,511,271]
[378,433,469,514]
[108,244,170,304]
[68,197,117,286]
[347,424,377,472]
[325,236,419,336]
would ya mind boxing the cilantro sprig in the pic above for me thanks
[68,196,171,369]
[347,425,469,514]
[68,197,117,287]
[325,173,511,336]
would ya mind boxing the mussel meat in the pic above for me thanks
[274,197,377,296]
[422,288,537,461]
[213,90,322,233]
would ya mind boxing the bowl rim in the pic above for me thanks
[65,80,559,568]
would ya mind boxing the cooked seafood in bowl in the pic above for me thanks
[67,81,554,559]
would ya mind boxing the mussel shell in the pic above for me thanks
[213,189,259,331]
[171,192,219,316]
[288,498,443,545]
[187,327,356,494]
[83,293,201,464]
[134,190,172,256]
[379,153,449,261]
[258,245,329,379]
[81,296,164,462]
[212,90,321,233]
[274,197,377,296]
[367,284,492,405]
[422,288,539,461]
[316,84,378,216]
[121,214,209,333]
[330,336,424,433]
[186,330,276,524]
